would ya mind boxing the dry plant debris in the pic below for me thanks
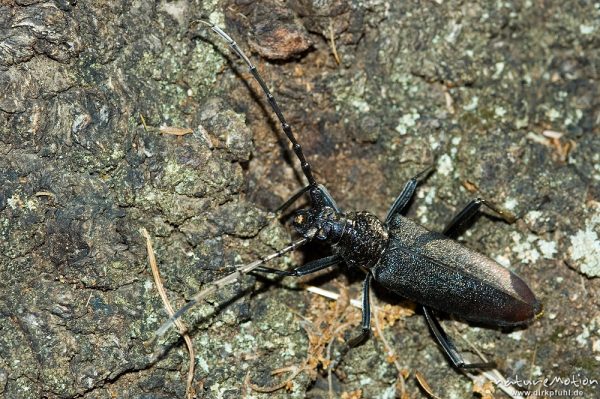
[141,228,196,399]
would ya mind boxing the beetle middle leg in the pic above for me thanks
[255,261,374,367]
[346,273,373,347]
[254,264,373,345]
[326,273,373,373]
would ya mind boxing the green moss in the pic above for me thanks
[572,356,598,373]
[549,325,567,343]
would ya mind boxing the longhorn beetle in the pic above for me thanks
[156,21,543,370]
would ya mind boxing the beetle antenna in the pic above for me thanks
[199,20,318,188]
[155,237,308,338]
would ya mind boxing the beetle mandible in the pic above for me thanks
[156,21,543,370]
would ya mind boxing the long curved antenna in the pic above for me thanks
[155,237,308,337]
[200,20,318,188]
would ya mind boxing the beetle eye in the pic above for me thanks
[292,210,315,238]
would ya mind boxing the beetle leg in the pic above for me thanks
[347,273,373,347]
[254,255,340,276]
[329,273,373,372]
[384,166,433,226]
[316,184,341,212]
[443,197,517,239]
[275,185,312,215]
[423,306,497,369]
[275,184,340,216]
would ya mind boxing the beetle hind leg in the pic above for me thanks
[443,197,517,239]
[423,306,497,370]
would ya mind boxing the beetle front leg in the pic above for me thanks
[275,184,341,215]
[423,306,497,369]
[275,185,312,214]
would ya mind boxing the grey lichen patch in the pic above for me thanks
[394,109,420,135]
[436,153,454,177]
[207,200,269,238]
[0,315,41,397]
[332,71,371,113]
[132,41,196,122]
[568,202,600,277]
[149,191,211,227]
[236,291,309,398]
[510,231,559,265]
[135,113,250,220]
[186,31,227,93]
[199,97,254,162]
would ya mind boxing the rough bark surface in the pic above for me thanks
[1,0,598,398]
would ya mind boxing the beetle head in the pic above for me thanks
[293,206,343,241]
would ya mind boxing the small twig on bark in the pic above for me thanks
[141,228,196,399]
